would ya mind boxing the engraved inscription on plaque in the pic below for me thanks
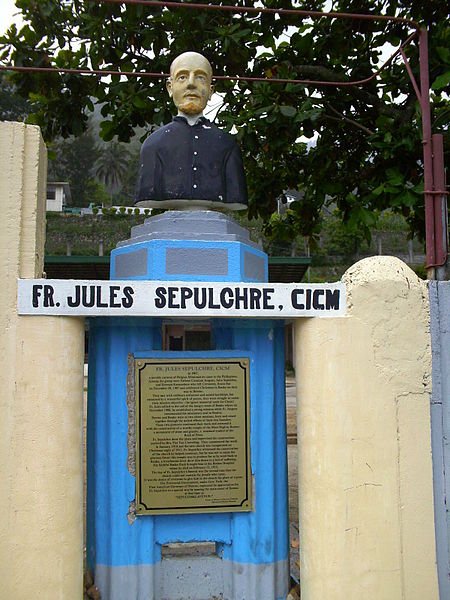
[135,357,251,515]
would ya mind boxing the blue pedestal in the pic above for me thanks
[87,212,289,600]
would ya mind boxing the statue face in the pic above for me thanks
[167,52,214,116]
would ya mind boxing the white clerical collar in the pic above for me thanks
[178,111,204,126]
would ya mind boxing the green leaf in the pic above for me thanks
[279,105,296,117]
[99,120,116,142]
[296,109,322,123]
[132,96,147,109]
[431,71,450,91]
[385,168,403,186]
[372,183,385,196]
[394,190,417,208]
[254,105,274,116]
[39,2,54,18]
[436,47,450,65]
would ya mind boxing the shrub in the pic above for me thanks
[413,264,427,280]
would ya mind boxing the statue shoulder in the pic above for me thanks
[141,122,177,150]
[204,122,239,147]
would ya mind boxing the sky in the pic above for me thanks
[0,0,22,36]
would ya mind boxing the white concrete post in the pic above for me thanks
[0,122,85,599]
[295,256,439,600]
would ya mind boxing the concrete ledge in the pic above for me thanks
[118,210,259,248]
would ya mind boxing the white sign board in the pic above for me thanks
[17,279,346,318]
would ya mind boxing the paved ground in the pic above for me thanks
[286,377,300,585]
[286,375,298,443]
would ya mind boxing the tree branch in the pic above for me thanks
[351,86,412,120]
[294,64,413,121]
[398,92,418,126]
[326,103,375,135]
[294,64,347,82]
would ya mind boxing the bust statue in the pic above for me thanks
[135,51,248,211]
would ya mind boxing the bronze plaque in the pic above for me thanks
[135,357,251,515]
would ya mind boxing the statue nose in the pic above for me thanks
[187,73,196,86]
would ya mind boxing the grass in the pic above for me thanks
[46,213,146,256]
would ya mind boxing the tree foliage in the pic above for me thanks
[47,127,99,206]
[1,0,448,241]
[94,141,130,203]
[0,71,31,121]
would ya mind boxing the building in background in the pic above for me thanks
[46,182,71,212]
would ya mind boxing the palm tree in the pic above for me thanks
[94,142,130,205]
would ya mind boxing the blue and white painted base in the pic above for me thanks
[87,319,289,600]
[110,210,268,283]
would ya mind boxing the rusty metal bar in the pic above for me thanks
[432,134,448,277]
[400,47,422,105]
[0,64,169,78]
[419,29,436,275]
[0,30,418,87]
[400,28,447,276]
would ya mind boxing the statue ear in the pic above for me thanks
[209,84,214,99]
[166,79,173,97]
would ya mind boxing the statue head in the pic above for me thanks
[166,51,214,117]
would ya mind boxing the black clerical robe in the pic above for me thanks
[135,116,248,210]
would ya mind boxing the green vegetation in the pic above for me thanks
[94,142,131,205]
[47,128,100,207]
[0,77,142,209]
[45,212,146,256]
[45,211,426,282]
[0,71,30,121]
[1,1,448,245]
[46,126,140,208]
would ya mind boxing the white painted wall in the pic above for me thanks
[46,182,67,211]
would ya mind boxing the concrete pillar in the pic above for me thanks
[294,256,438,600]
[0,122,85,599]
[408,239,414,263]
